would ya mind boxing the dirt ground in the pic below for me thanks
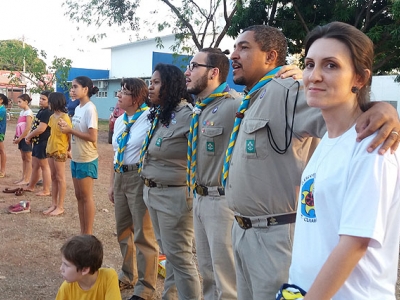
[0,119,399,300]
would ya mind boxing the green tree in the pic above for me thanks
[228,0,400,74]
[0,40,72,94]
[63,0,239,53]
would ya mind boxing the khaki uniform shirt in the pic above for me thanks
[226,78,326,216]
[195,91,241,186]
[141,102,192,185]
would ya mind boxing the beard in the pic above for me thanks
[233,75,246,86]
[187,72,209,96]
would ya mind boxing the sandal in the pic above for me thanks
[0,172,5,178]
[119,280,134,291]
[15,189,24,196]
[3,187,22,193]
[8,201,30,214]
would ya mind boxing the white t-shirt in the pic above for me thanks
[289,125,400,299]
[112,110,150,165]
[71,101,98,162]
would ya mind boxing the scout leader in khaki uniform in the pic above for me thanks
[139,63,201,300]
[222,25,400,300]
[185,48,241,300]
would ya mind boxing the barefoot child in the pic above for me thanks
[0,93,9,178]
[44,92,71,216]
[56,235,121,300]
[13,94,33,185]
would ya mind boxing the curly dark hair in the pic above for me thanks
[148,63,193,126]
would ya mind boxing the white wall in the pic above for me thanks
[109,35,177,79]
[371,75,400,115]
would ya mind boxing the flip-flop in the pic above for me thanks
[15,190,24,196]
[8,201,30,214]
[3,187,22,193]
[0,172,5,178]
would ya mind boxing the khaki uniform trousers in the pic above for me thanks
[114,169,158,299]
[144,185,201,300]
[193,194,237,300]
[232,221,295,300]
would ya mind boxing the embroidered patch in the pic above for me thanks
[171,119,177,125]
[212,107,218,113]
[259,89,267,99]
[246,139,255,153]
[155,137,162,147]
[206,141,215,152]
[171,112,175,119]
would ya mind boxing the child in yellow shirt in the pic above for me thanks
[56,235,121,300]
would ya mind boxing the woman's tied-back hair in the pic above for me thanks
[18,94,32,104]
[61,235,103,274]
[48,92,67,113]
[304,21,374,111]
[199,48,230,84]
[149,63,193,126]
[243,25,288,66]
[0,93,9,107]
[73,76,99,98]
[121,78,149,106]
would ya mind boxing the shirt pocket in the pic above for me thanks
[201,127,224,156]
[153,129,174,152]
[241,119,269,159]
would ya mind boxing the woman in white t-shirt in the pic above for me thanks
[59,76,99,234]
[288,22,400,300]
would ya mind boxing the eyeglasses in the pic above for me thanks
[117,89,133,96]
[186,62,215,71]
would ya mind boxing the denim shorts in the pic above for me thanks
[18,139,32,152]
[71,158,98,179]
[32,141,47,159]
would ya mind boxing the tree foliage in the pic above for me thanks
[228,0,400,74]
[0,40,72,94]
[63,0,239,53]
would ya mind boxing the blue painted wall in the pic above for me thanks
[152,52,244,92]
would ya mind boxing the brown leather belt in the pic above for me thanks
[142,178,184,188]
[234,213,296,230]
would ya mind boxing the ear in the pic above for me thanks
[210,67,220,80]
[265,50,278,64]
[355,69,371,88]
[80,267,91,276]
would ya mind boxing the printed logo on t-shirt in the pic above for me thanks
[300,174,316,222]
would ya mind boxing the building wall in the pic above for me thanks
[370,75,400,115]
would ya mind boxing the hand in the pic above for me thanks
[355,102,400,154]
[25,137,31,145]
[67,150,72,159]
[58,119,72,134]
[275,64,303,80]
[108,186,114,204]
[13,137,19,145]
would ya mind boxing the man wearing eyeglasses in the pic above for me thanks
[185,48,301,300]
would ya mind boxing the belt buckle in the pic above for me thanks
[235,216,252,229]
[268,216,278,226]
[144,178,150,187]
[217,187,225,196]
[195,184,208,196]
[122,165,128,172]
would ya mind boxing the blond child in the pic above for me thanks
[13,94,33,185]
[44,92,71,216]
[56,235,121,300]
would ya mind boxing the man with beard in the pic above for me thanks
[185,48,301,300]
[222,25,400,299]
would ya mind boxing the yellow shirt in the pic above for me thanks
[55,268,121,300]
[46,113,71,155]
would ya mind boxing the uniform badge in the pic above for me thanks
[259,89,266,99]
[246,139,255,153]
[206,141,215,152]
[212,107,218,113]
[155,137,163,147]
[171,119,177,125]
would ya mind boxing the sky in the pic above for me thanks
[1,0,147,70]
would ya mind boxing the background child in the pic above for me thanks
[56,235,121,300]
[59,76,99,234]
[44,92,71,216]
[24,90,52,196]
[0,93,9,178]
[13,94,33,185]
